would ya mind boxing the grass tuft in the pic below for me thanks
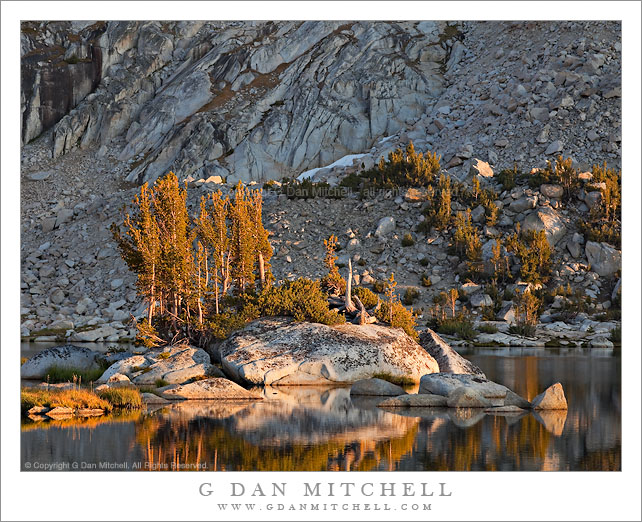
[96,388,143,410]
[21,388,112,414]
[44,363,108,384]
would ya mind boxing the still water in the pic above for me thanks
[21,346,620,471]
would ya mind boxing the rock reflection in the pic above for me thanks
[21,353,621,471]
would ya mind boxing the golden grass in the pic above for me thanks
[97,388,143,410]
[21,388,112,414]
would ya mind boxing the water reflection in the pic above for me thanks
[21,351,621,471]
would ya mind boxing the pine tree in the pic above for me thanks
[112,182,161,327]
[152,172,194,328]
[229,182,256,293]
[321,234,346,295]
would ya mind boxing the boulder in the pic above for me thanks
[496,302,517,324]
[97,355,149,383]
[509,196,538,213]
[159,378,262,400]
[504,390,531,409]
[374,216,395,237]
[215,317,439,386]
[419,373,509,406]
[585,241,621,277]
[521,206,566,246]
[378,393,447,408]
[418,329,485,376]
[540,184,563,199]
[21,344,102,379]
[350,378,407,396]
[484,405,526,414]
[141,393,171,404]
[132,346,213,385]
[470,158,494,178]
[531,382,568,410]
[69,325,118,342]
[45,406,74,418]
[470,293,493,307]
[446,387,492,408]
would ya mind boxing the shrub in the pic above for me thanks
[44,363,108,384]
[97,388,143,410]
[497,164,519,191]
[257,278,345,325]
[421,274,432,287]
[478,323,499,334]
[320,235,346,296]
[401,233,415,247]
[419,257,430,267]
[505,228,552,284]
[402,287,420,306]
[375,300,419,340]
[352,286,379,309]
[372,279,386,293]
[360,142,441,189]
[509,288,540,337]
[157,351,170,360]
[436,317,477,340]
[154,378,169,387]
[21,388,112,414]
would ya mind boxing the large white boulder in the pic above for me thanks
[21,344,102,379]
[129,346,217,385]
[159,378,262,400]
[215,317,439,386]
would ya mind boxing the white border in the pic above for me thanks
[2,2,640,521]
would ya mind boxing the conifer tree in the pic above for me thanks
[249,188,273,290]
[229,182,256,293]
[112,182,161,327]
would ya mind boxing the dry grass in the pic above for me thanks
[97,388,143,410]
[21,388,112,414]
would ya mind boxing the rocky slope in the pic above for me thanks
[20,20,621,346]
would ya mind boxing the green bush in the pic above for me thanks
[497,164,519,191]
[372,279,386,293]
[419,257,430,267]
[436,317,477,340]
[478,323,498,334]
[359,142,441,189]
[401,233,415,247]
[505,228,552,284]
[257,278,345,325]
[402,287,420,306]
[353,286,379,309]
[375,300,419,340]
[154,378,169,387]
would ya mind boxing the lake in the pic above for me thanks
[21,344,621,471]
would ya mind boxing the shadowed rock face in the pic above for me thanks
[215,317,439,385]
[419,329,485,376]
[22,21,451,182]
[21,22,106,144]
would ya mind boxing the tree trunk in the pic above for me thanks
[344,258,357,313]
[258,252,265,290]
[353,296,376,325]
